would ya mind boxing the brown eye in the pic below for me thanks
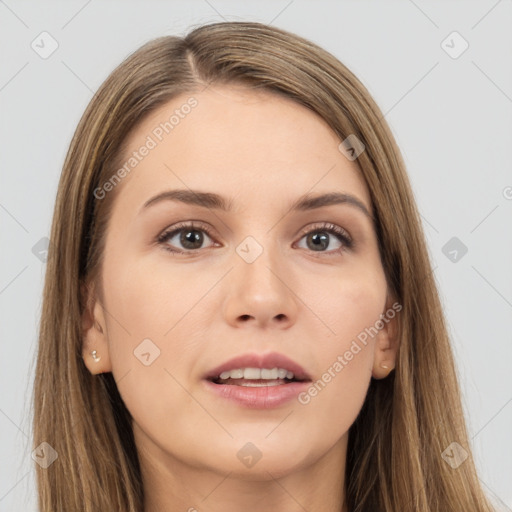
[157,222,216,254]
[157,221,353,256]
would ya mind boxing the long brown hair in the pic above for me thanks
[32,21,496,511]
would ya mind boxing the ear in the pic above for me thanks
[371,294,401,380]
[81,281,112,375]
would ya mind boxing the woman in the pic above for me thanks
[32,21,496,511]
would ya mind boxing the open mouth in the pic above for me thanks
[208,367,310,387]
[203,364,312,408]
[210,377,304,387]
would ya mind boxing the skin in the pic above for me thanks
[82,85,399,512]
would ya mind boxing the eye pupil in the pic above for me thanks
[308,232,329,251]
[181,230,203,249]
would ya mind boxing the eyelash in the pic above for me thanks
[156,220,354,257]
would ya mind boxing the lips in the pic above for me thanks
[204,351,312,382]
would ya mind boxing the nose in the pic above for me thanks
[221,242,299,329]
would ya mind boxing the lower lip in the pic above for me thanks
[203,379,311,409]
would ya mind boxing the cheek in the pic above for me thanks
[103,254,208,340]
[293,266,385,420]
[99,258,206,437]
[100,253,224,402]
[299,259,387,345]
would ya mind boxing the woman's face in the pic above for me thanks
[84,85,396,482]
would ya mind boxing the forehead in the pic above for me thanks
[112,85,371,215]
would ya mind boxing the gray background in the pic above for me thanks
[1,1,511,510]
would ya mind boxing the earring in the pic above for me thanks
[91,350,101,362]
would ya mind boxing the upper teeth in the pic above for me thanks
[218,367,294,380]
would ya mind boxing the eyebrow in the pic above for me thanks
[141,189,373,220]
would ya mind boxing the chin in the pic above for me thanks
[196,438,313,480]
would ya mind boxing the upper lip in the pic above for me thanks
[204,351,312,381]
